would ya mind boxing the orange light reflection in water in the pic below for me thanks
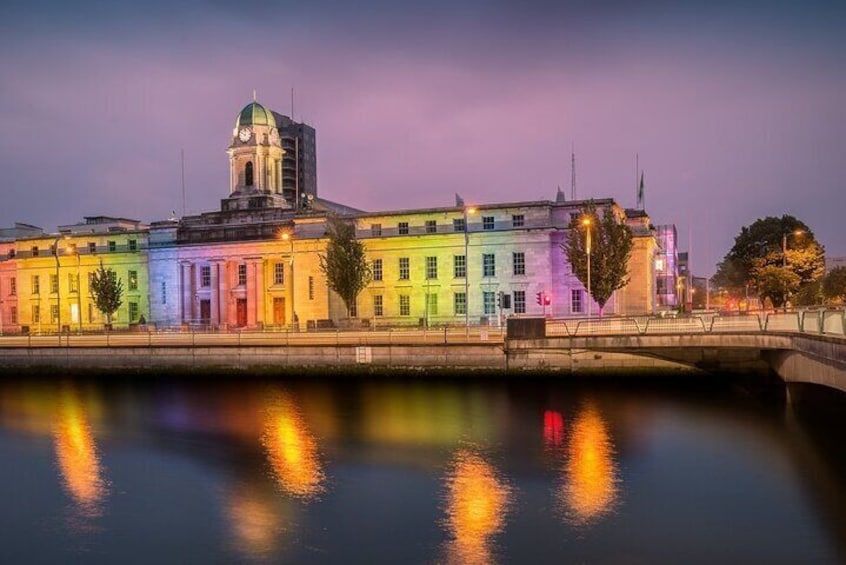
[225,483,291,558]
[443,448,511,565]
[53,386,106,519]
[561,403,618,526]
[260,389,325,499]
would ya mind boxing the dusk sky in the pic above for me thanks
[1,0,844,275]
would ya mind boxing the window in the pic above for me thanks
[128,239,137,252]
[483,216,495,230]
[426,293,438,316]
[371,224,382,237]
[426,256,438,279]
[512,214,525,227]
[201,266,211,287]
[372,259,383,282]
[238,264,247,286]
[453,255,466,278]
[129,302,139,322]
[453,218,465,232]
[88,303,94,323]
[399,257,410,280]
[483,291,496,315]
[88,242,96,254]
[425,220,437,233]
[245,161,254,186]
[33,305,40,324]
[514,290,526,314]
[349,299,357,318]
[7,249,15,259]
[128,270,138,291]
[31,246,39,257]
[10,306,16,325]
[483,254,495,277]
[373,295,383,317]
[9,277,15,296]
[161,281,167,305]
[50,305,59,323]
[274,263,285,285]
[398,222,409,235]
[571,289,583,314]
[513,252,525,276]
[454,292,467,315]
[108,241,116,252]
[399,294,410,316]
[308,276,314,300]
[32,275,40,295]
[68,273,78,293]
[50,274,59,294]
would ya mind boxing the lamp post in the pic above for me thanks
[463,206,476,335]
[581,217,592,319]
[281,232,297,330]
[68,243,82,333]
[781,229,804,312]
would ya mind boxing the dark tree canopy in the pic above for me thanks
[319,215,372,317]
[713,215,825,306]
[89,262,123,326]
[561,201,634,314]
[822,266,846,304]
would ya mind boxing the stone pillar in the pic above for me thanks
[218,261,229,329]
[246,260,257,327]
[181,263,193,324]
[210,262,220,327]
[254,260,265,327]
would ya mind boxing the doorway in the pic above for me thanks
[273,297,286,326]
[236,299,248,327]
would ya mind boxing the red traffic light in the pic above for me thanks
[544,294,552,306]
[536,292,543,306]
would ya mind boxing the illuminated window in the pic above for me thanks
[454,292,466,315]
[453,255,466,278]
[372,259,383,281]
[425,220,437,234]
[308,276,314,300]
[483,254,495,277]
[483,292,496,315]
[513,252,525,276]
[238,264,247,286]
[399,294,410,316]
[398,222,409,235]
[514,290,526,314]
[571,289,583,314]
[426,256,438,279]
[50,274,59,294]
[399,257,409,280]
[483,216,495,230]
[128,270,138,291]
[373,295,383,317]
[512,214,524,227]
[33,304,40,324]
[68,273,78,293]
[129,302,139,322]
[274,263,285,285]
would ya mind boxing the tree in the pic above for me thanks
[89,262,124,327]
[713,215,825,306]
[562,201,634,315]
[319,215,372,318]
[822,267,846,304]
[755,265,800,309]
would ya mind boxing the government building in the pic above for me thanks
[0,99,668,334]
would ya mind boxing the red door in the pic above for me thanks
[236,299,248,327]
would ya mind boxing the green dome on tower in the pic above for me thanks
[236,101,277,128]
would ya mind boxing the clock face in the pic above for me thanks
[238,127,252,142]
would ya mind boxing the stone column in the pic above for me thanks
[218,261,229,329]
[210,262,220,327]
[254,260,265,327]
[181,263,193,324]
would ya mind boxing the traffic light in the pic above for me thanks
[544,294,552,306]
[497,292,502,309]
[536,292,543,306]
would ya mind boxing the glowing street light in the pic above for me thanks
[781,229,804,311]
[581,217,592,320]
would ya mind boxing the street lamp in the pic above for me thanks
[581,217,592,319]
[281,231,297,330]
[781,229,804,311]
[463,206,476,334]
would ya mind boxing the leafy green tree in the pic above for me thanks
[755,265,800,309]
[319,215,372,318]
[822,267,846,304]
[562,201,633,316]
[713,215,825,305]
[793,280,823,307]
[89,262,124,327]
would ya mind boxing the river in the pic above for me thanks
[0,372,844,564]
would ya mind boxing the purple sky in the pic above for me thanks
[1,1,844,275]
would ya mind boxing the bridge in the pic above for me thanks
[0,310,843,395]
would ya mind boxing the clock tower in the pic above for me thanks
[222,100,289,211]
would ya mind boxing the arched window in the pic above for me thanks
[245,161,254,186]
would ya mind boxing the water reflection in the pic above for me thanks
[443,447,512,565]
[260,389,325,499]
[559,403,618,526]
[52,385,107,522]
[225,482,291,558]
[543,410,565,449]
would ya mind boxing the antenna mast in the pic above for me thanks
[570,143,576,200]
[291,87,295,120]
[181,148,186,217]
